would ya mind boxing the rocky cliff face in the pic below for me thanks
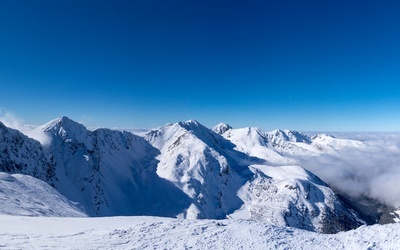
[0,121,56,185]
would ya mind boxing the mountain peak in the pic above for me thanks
[177,119,206,131]
[284,130,312,143]
[41,116,83,129]
[183,119,200,125]
[212,123,232,135]
[58,116,73,123]
[38,116,88,140]
[267,129,311,143]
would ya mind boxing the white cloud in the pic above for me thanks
[0,109,51,146]
[299,133,400,208]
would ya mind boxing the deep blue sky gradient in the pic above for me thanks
[1,1,400,130]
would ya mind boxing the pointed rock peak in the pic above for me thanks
[176,119,223,142]
[52,116,78,127]
[284,130,312,143]
[212,122,232,135]
[267,129,311,143]
[183,119,200,126]
[39,116,87,135]
[151,120,210,138]
[269,129,284,136]
[177,119,207,131]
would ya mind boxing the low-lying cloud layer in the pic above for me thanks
[299,132,400,208]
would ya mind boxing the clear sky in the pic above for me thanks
[1,0,400,131]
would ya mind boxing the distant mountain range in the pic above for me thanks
[1,117,398,233]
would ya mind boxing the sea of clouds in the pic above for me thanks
[299,132,400,208]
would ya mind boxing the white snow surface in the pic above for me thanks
[0,172,86,217]
[0,215,399,250]
[393,209,400,223]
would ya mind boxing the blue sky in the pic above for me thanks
[1,1,400,131]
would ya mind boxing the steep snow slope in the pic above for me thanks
[311,134,364,151]
[233,165,362,233]
[265,129,321,155]
[0,215,399,250]
[268,129,312,144]
[223,127,294,164]
[0,172,86,217]
[36,116,190,217]
[145,120,247,219]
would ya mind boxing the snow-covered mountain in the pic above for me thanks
[144,120,362,232]
[212,122,232,135]
[233,165,362,233]
[145,120,245,219]
[0,117,381,233]
[311,134,364,151]
[36,116,193,217]
[221,126,364,160]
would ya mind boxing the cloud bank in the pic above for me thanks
[298,133,400,208]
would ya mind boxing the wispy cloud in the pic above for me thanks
[0,109,51,145]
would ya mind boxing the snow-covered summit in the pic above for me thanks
[312,134,364,150]
[145,120,244,219]
[267,129,312,144]
[37,116,89,141]
[212,122,233,135]
[224,127,267,148]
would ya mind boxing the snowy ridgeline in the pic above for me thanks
[0,116,400,236]
[0,215,399,249]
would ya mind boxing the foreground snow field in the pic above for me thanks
[0,215,399,250]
